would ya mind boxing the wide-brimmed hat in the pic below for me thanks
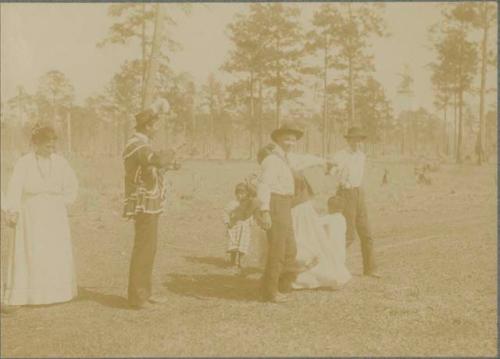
[344,126,367,139]
[271,123,304,142]
[31,123,58,144]
[134,108,160,129]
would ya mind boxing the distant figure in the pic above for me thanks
[330,127,380,278]
[2,124,78,312]
[123,105,178,310]
[415,165,431,185]
[382,168,389,185]
[222,183,259,275]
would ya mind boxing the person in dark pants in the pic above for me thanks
[123,106,177,309]
[332,127,381,278]
[257,123,304,303]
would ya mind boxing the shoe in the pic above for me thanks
[148,295,168,304]
[129,301,155,310]
[366,271,382,279]
[264,292,290,304]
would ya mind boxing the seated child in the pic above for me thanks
[222,183,259,275]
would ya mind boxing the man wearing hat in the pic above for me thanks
[257,122,305,303]
[122,103,174,309]
[331,127,380,278]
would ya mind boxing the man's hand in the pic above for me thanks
[326,160,337,173]
[260,211,272,231]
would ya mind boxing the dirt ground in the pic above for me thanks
[0,157,497,357]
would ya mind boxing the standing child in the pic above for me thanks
[223,183,259,275]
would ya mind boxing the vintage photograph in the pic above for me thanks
[0,1,497,357]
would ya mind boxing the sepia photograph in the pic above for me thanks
[0,1,498,357]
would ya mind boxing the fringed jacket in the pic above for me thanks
[122,132,171,217]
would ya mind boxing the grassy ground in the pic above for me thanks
[0,157,497,357]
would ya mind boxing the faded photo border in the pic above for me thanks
[0,0,500,358]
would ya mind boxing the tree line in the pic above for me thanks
[1,2,497,163]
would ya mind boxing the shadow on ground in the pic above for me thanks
[76,287,130,309]
[184,255,230,268]
[164,273,261,302]
[183,256,263,276]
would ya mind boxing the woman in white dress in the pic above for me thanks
[2,124,78,310]
[257,143,351,290]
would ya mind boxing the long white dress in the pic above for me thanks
[287,153,352,290]
[292,207,351,289]
[2,153,78,305]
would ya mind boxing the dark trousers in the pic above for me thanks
[128,213,160,306]
[337,187,377,275]
[262,194,297,300]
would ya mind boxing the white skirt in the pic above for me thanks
[1,194,77,306]
[292,201,351,289]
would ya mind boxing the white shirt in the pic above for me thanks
[257,145,326,211]
[331,148,366,188]
[134,132,151,144]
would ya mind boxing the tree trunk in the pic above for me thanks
[443,105,448,156]
[141,3,147,104]
[191,111,197,155]
[322,34,329,157]
[347,3,355,128]
[224,126,232,160]
[248,129,254,160]
[414,117,418,155]
[66,111,72,155]
[164,119,170,152]
[453,90,458,158]
[456,29,465,164]
[456,89,464,163]
[249,70,255,148]
[476,2,489,165]
[401,123,405,156]
[143,3,164,110]
[381,128,386,155]
[305,128,310,153]
[275,37,281,128]
[257,77,263,150]
[116,117,121,157]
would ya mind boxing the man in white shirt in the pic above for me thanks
[332,127,380,278]
[257,123,303,303]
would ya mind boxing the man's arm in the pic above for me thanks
[288,153,327,171]
[256,155,278,211]
[136,146,177,169]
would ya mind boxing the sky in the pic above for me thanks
[1,2,497,115]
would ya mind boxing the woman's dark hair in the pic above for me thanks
[234,182,249,195]
[31,124,57,145]
[328,195,345,214]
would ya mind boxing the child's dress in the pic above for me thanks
[223,200,255,255]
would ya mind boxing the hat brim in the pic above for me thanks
[134,115,160,129]
[271,128,304,142]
